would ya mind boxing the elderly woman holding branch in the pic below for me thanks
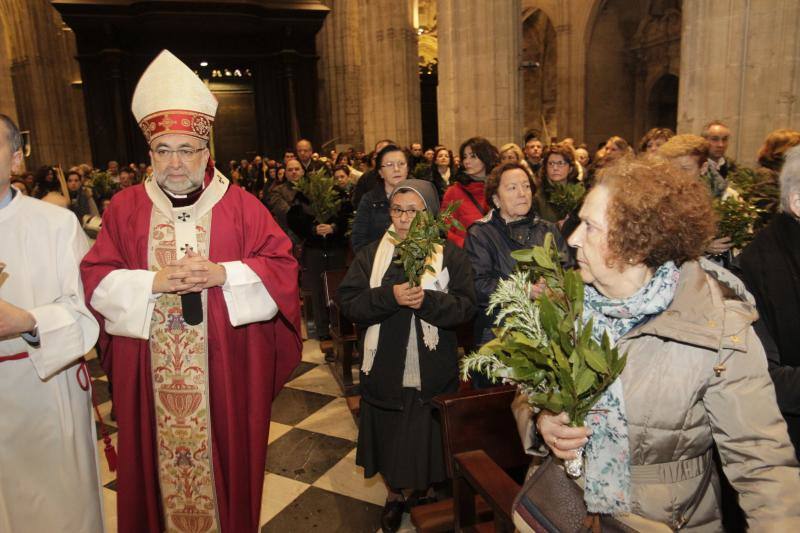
[465,162,570,387]
[338,179,476,532]
[529,158,800,530]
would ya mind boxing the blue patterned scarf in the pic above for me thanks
[580,261,680,513]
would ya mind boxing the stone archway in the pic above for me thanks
[584,0,681,151]
[584,0,644,151]
[521,8,557,141]
[647,73,679,131]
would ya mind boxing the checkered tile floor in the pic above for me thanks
[89,339,418,532]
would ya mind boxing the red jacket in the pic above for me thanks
[441,180,488,247]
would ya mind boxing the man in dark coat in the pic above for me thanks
[737,145,800,458]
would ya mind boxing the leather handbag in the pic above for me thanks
[511,454,713,533]
[512,457,637,533]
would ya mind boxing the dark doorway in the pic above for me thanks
[53,0,327,167]
[648,74,679,131]
[420,66,438,149]
[210,79,258,169]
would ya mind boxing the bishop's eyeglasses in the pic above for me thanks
[152,146,207,162]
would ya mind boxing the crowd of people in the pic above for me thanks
[3,45,800,533]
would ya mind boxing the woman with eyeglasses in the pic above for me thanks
[441,137,500,247]
[350,144,410,252]
[534,142,582,225]
[339,179,476,532]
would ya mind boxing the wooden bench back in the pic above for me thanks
[433,385,529,479]
[323,269,355,337]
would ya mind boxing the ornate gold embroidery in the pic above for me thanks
[149,215,219,533]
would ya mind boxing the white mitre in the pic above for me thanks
[131,49,218,144]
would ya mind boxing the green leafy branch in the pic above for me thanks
[388,201,463,287]
[548,182,585,220]
[293,168,342,224]
[461,233,627,427]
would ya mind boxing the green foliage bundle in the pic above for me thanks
[411,162,432,180]
[293,168,342,224]
[388,202,462,287]
[728,167,780,230]
[90,171,115,200]
[461,233,627,427]
[548,182,586,220]
[713,196,759,249]
[713,167,780,248]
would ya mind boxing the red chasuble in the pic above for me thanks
[81,169,301,533]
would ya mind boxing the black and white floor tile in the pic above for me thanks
[89,339,418,532]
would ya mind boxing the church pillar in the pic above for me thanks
[437,0,521,149]
[316,0,365,150]
[1,0,91,169]
[0,17,18,124]
[678,0,800,165]
[360,0,421,149]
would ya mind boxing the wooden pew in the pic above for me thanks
[322,269,359,392]
[410,386,530,532]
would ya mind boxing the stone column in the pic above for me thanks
[437,0,521,149]
[0,18,18,123]
[360,0,421,149]
[1,0,91,168]
[316,0,365,150]
[678,0,800,166]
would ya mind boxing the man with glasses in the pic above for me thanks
[81,50,301,533]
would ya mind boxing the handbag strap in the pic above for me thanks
[459,183,487,215]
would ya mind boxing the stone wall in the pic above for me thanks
[437,0,521,149]
[0,0,90,169]
[315,0,365,151]
[678,0,800,165]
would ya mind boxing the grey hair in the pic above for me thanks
[0,114,22,154]
[780,145,800,213]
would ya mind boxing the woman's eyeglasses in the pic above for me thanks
[390,207,424,218]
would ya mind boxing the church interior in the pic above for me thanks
[2,0,800,532]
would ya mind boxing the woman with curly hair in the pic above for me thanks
[441,137,499,247]
[753,128,800,215]
[522,158,800,530]
[638,127,675,154]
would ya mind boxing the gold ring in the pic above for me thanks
[553,437,559,448]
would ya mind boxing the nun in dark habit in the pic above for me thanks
[338,179,476,532]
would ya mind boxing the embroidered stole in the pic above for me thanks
[145,172,228,533]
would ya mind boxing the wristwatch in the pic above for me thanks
[21,325,40,346]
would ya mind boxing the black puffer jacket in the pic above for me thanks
[464,209,572,345]
[350,182,391,252]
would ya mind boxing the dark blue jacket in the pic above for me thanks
[464,209,572,345]
[351,182,391,252]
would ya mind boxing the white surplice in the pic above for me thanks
[0,192,103,532]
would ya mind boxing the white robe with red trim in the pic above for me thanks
[0,193,103,532]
